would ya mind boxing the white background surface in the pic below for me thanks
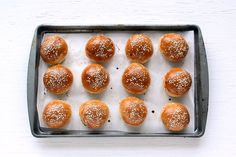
[0,0,235,156]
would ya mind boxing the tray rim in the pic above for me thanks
[27,24,209,138]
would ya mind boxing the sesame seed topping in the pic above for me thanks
[87,35,115,60]
[166,106,189,130]
[127,34,153,60]
[81,101,109,128]
[43,102,71,126]
[161,34,188,60]
[84,106,107,123]
[83,65,109,91]
[123,64,150,92]
[43,65,73,93]
[40,36,67,62]
[126,103,147,124]
[166,69,192,95]
[121,97,147,125]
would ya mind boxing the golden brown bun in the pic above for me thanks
[40,35,68,65]
[85,35,115,62]
[159,33,189,62]
[125,34,153,63]
[43,100,72,128]
[122,63,151,94]
[81,64,110,94]
[79,100,109,129]
[43,65,73,94]
[120,97,147,126]
[164,68,192,97]
[161,102,190,132]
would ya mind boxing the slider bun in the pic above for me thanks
[81,64,110,94]
[125,34,153,63]
[161,102,190,132]
[122,63,151,94]
[164,68,192,97]
[85,35,115,62]
[79,100,109,129]
[159,33,188,62]
[120,97,147,126]
[43,65,73,94]
[43,100,72,128]
[40,35,68,65]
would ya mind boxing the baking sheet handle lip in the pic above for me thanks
[26,129,203,138]
[197,25,209,137]
[33,24,203,31]
[27,26,41,137]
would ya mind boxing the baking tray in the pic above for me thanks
[27,25,209,138]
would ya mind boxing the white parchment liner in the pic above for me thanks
[37,31,194,133]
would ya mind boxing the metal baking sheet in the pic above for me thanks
[27,25,209,138]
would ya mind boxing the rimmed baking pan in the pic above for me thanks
[27,25,208,138]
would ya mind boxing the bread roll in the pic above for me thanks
[81,64,110,94]
[43,65,73,94]
[159,33,188,62]
[43,100,72,128]
[85,35,115,62]
[120,97,147,126]
[122,63,151,94]
[79,100,109,129]
[164,68,192,97]
[161,102,190,132]
[125,34,153,63]
[40,35,68,65]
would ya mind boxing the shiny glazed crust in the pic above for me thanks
[40,35,68,65]
[159,33,188,62]
[79,100,109,129]
[161,102,190,132]
[120,97,147,126]
[125,34,153,63]
[81,64,110,94]
[122,63,151,94]
[164,68,192,97]
[85,35,115,62]
[43,65,73,94]
[43,100,72,128]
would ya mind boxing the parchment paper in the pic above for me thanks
[37,31,194,133]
